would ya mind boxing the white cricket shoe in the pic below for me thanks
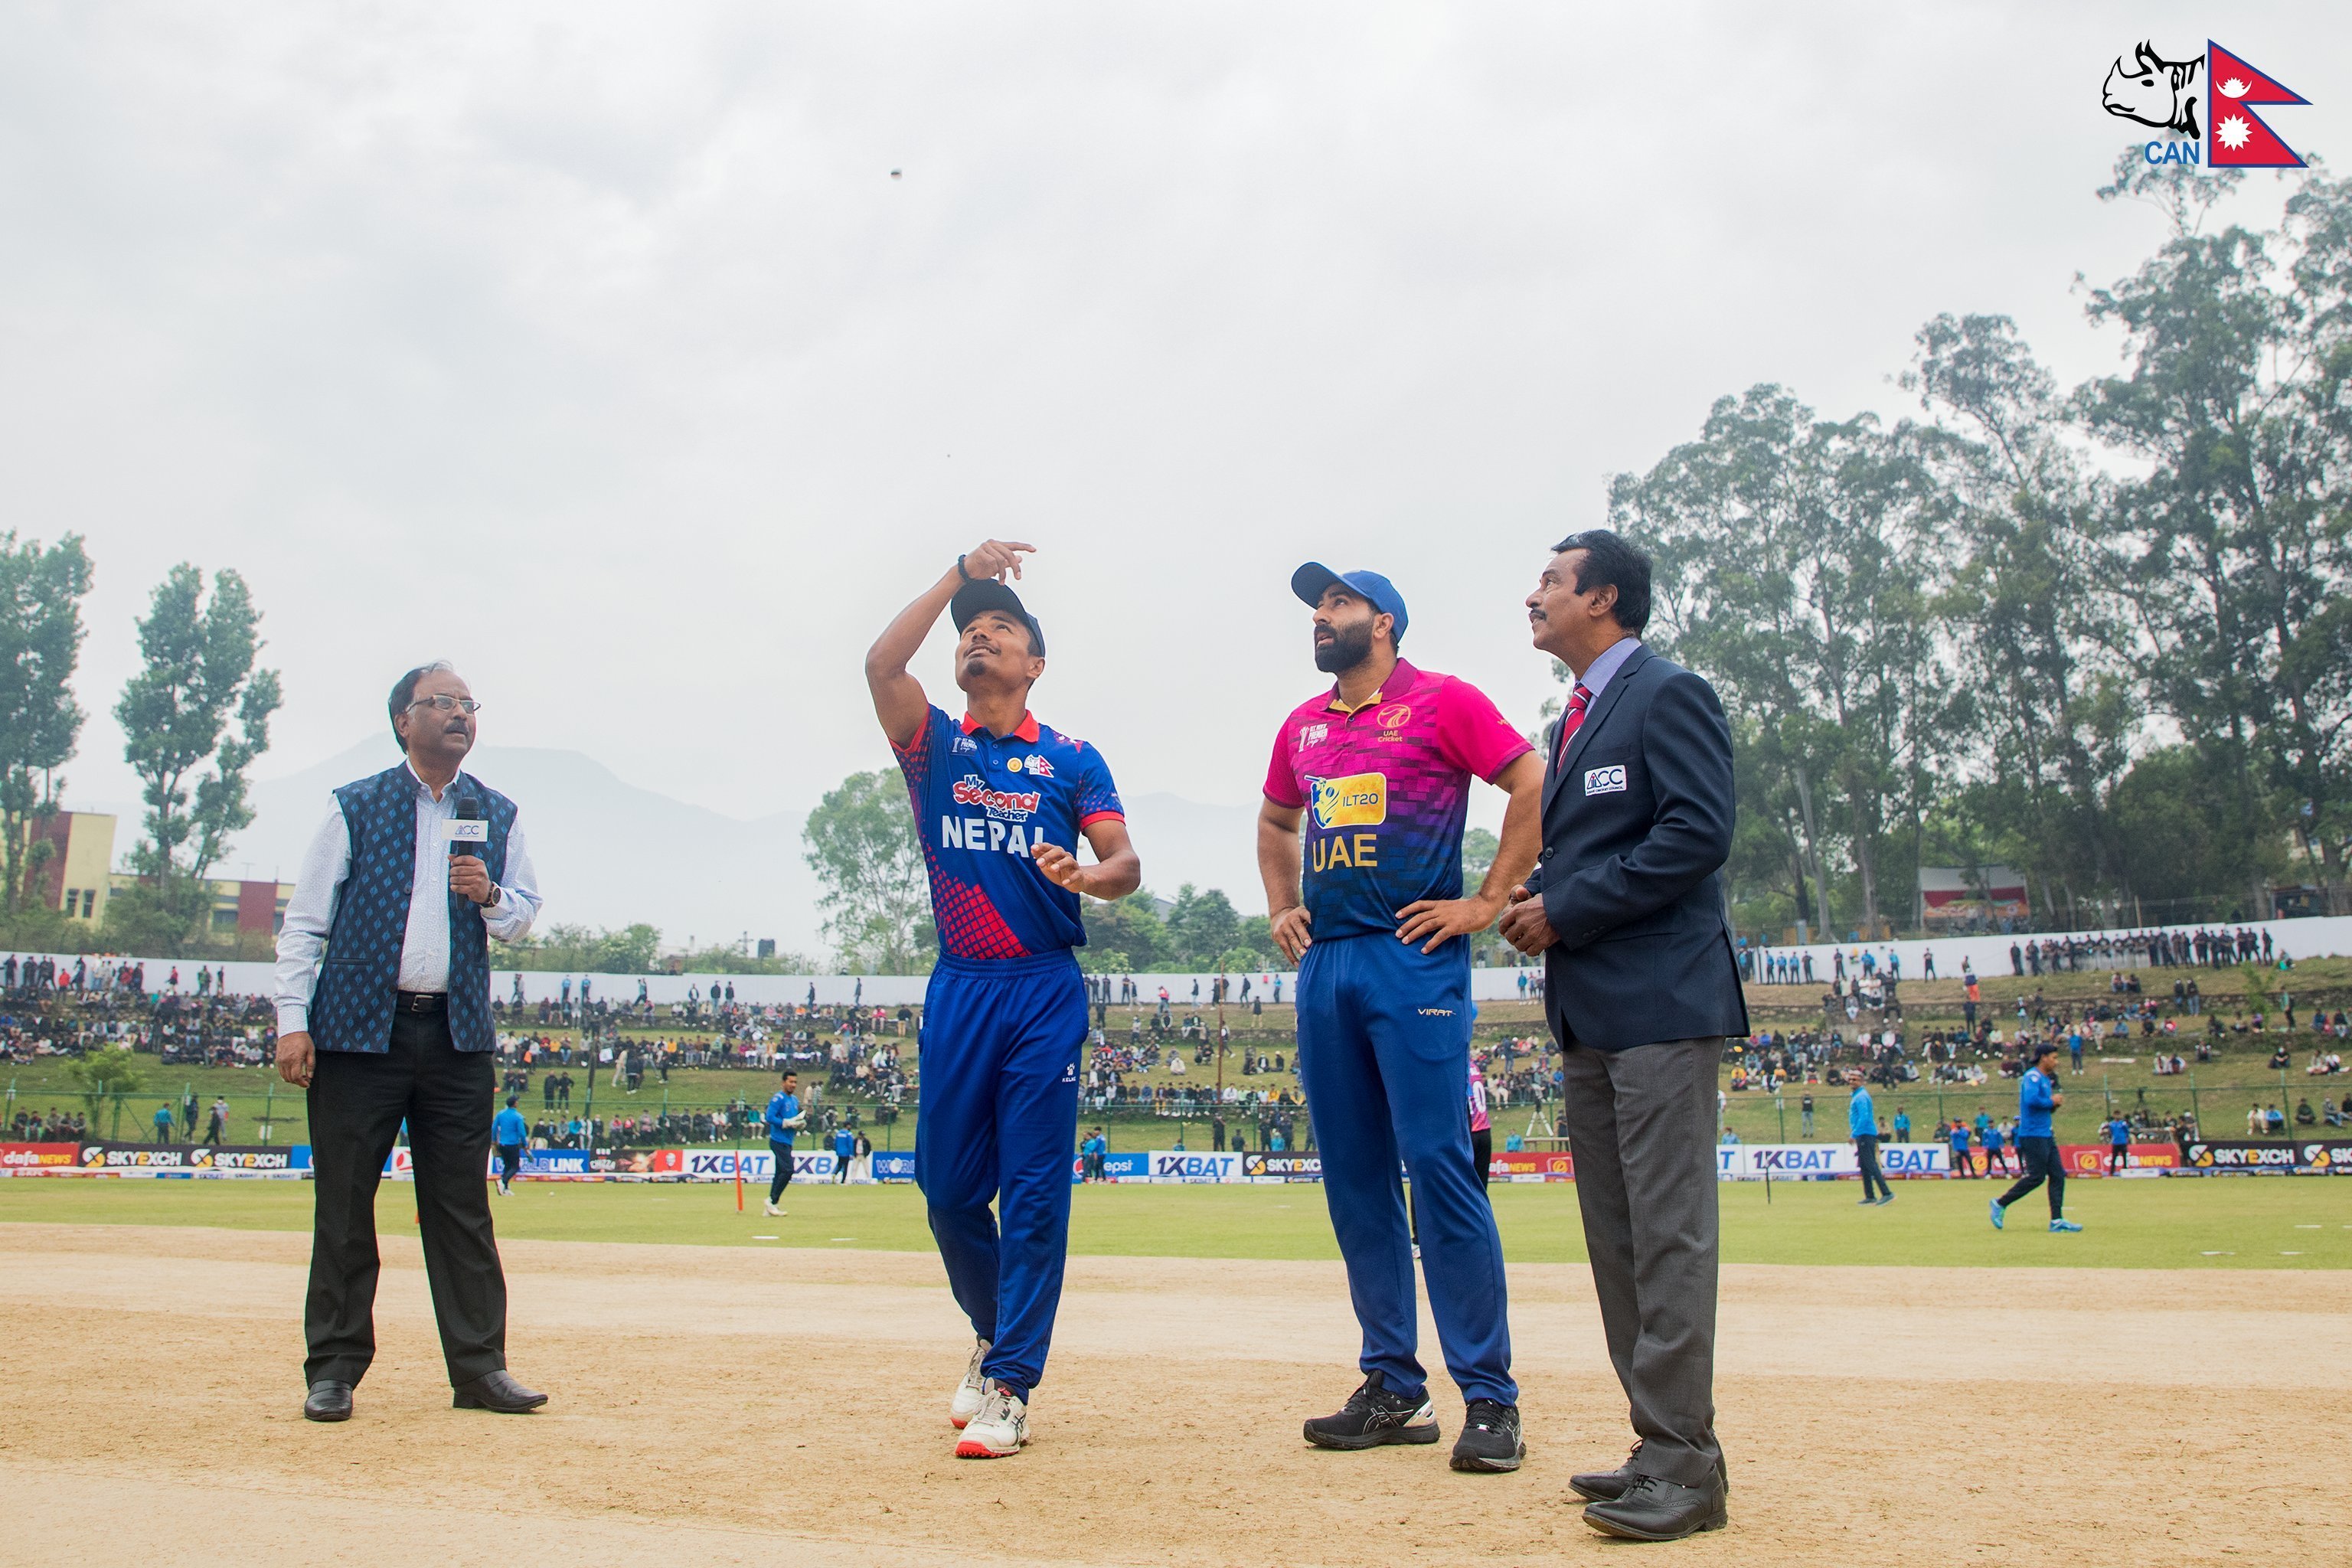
[954,1379,1028,1459]
[763,1200,782,1217]
[949,1338,992,1429]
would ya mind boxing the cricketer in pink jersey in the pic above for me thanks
[1258,563,1545,1475]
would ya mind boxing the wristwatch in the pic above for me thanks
[956,553,972,583]
[480,883,503,909]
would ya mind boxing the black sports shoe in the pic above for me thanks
[1449,1399,1524,1472]
[1302,1373,1439,1450]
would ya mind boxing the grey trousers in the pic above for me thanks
[1558,1037,1724,1488]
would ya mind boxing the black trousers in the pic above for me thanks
[1855,1135,1892,1200]
[769,1140,795,1203]
[305,1008,506,1387]
[1471,1127,1493,1193]
[1998,1135,2066,1219]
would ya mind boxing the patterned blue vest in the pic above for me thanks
[309,763,517,1054]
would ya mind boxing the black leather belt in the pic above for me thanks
[395,991,448,1014]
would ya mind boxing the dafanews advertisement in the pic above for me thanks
[0,1142,82,1174]
[2058,1142,2180,1177]
[1488,1150,1574,1183]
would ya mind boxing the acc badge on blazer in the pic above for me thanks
[1583,764,1628,796]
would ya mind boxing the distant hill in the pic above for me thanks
[224,741,1269,958]
[242,740,825,955]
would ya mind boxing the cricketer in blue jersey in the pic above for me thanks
[866,537,1142,1461]
[763,1070,803,1215]
[492,1097,528,1195]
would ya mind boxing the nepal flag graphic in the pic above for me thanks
[2207,42,2308,168]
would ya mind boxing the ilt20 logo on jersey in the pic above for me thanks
[1307,772,1384,872]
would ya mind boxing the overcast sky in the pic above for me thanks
[3,3,2341,864]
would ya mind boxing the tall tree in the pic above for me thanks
[1909,313,2135,925]
[1612,386,1945,936]
[1164,884,1241,969]
[0,534,93,913]
[2077,191,2348,911]
[114,565,282,933]
[802,768,934,973]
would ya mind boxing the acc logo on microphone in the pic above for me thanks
[1583,765,1628,796]
[445,819,490,842]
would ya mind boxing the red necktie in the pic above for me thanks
[1555,683,1591,766]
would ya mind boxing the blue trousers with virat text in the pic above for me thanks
[1297,933,1516,1405]
[916,951,1086,1402]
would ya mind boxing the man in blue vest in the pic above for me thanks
[274,662,547,1423]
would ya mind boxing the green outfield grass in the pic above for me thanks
[3,1173,2346,1269]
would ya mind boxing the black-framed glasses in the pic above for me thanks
[407,695,482,715]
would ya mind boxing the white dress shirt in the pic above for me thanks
[274,761,543,1035]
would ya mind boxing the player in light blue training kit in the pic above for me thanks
[867,537,1142,1459]
[763,1070,804,1217]
[492,1096,528,1197]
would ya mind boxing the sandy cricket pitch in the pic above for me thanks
[2,1222,2344,1566]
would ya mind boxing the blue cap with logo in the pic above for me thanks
[1290,563,1409,642]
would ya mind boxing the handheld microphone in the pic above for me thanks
[449,792,488,862]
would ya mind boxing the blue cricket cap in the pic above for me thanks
[1291,563,1409,642]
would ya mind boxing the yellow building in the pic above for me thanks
[28,812,115,923]
[106,871,296,937]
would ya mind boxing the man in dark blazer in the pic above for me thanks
[1500,530,1747,1541]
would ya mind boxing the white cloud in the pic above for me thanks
[1,2,2337,922]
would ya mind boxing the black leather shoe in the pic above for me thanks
[1570,1439,1644,1501]
[1581,1473,1728,1540]
[1570,1442,1730,1503]
[452,1370,548,1413]
[303,1380,354,1422]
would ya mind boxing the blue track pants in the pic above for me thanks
[916,951,1086,1401]
[1296,934,1515,1405]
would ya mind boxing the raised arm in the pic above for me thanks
[864,538,1034,748]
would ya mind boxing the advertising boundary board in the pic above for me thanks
[2295,1138,2352,1173]
[1070,1150,1150,1182]
[1239,1152,1323,1181]
[1148,1150,1246,1183]
[2177,1139,2301,1173]
[1489,1150,1574,1182]
[2056,1142,2180,1176]
[672,1148,842,1184]
[74,1142,310,1176]
[1,1142,82,1173]
[1717,1142,1952,1181]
